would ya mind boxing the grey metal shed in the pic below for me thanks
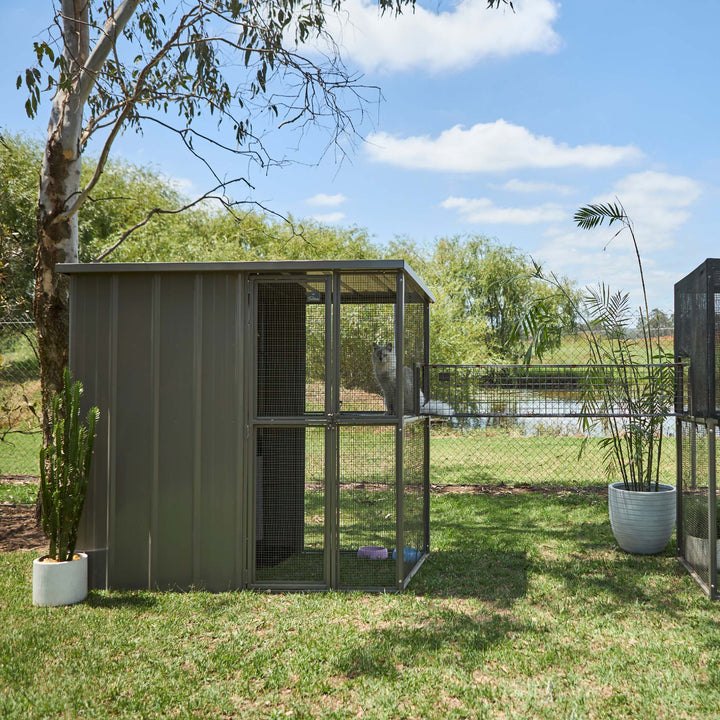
[59,260,433,592]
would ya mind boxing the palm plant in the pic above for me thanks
[574,202,675,491]
[526,201,675,491]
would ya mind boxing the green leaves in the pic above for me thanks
[39,368,99,562]
[573,202,627,230]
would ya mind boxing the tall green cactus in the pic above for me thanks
[39,368,99,562]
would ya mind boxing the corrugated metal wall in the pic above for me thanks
[64,261,432,593]
[70,271,246,591]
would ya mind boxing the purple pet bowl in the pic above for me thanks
[357,546,388,560]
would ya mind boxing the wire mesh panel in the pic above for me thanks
[256,278,329,418]
[0,316,41,477]
[338,425,397,590]
[674,259,720,419]
[254,426,326,586]
[404,287,425,416]
[338,273,396,414]
[402,420,427,581]
[427,364,675,420]
[679,420,718,597]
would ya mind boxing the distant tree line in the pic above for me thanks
[1,131,642,371]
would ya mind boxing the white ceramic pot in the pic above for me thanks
[33,552,88,607]
[684,534,720,570]
[608,482,676,555]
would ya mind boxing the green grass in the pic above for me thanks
[2,492,719,719]
[0,431,41,476]
[431,431,676,488]
[0,476,37,504]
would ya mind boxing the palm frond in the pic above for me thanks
[573,203,627,230]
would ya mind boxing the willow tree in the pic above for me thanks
[21,0,512,443]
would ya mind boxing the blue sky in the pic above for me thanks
[2,0,719,311]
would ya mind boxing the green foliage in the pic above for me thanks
[0,133,42,318]
[39,368,99,561]
[387,235,578,364]
[567,203,674,491]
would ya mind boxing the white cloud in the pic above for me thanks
[603,171,703,247]
[311,212,346,223]
[500,178,575,195]
[534,171,703,310]
[306,192,347,207]
[442,196,565,224]
[162,174,198,198]
[319,0,561,73]
[366,120,642,172]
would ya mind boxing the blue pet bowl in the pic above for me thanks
[392,547,421,563]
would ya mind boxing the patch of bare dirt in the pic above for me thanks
[0,504,46,553]
[431,482,608,497]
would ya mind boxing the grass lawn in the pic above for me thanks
[431,431,676,488]
[2,491,718,719]
[0,431,41,477]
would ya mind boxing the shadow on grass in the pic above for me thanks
[85,591,158,610]
[333,609,532,678]
[413,549,529,601]
[417,491,688,611]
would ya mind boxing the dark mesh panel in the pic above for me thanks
[674,259,720,419]
[338,426,397,589]
[402,420,426,579]
[256,279,327,418]
[254,426,325,584]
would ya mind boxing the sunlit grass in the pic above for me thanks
[2,492,717,720]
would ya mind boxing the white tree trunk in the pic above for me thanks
[34,2,90,450]
[34,0,140,450]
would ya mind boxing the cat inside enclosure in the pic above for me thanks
[371,342,418,415]
[371,342,455,417]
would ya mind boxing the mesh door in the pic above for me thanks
[402,420,426,579]
[338,425,397,589]
[254,426,326,585]
[338,273,396,414]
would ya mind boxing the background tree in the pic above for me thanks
[0,133,40,320]
[387,234,578,363]
[21,0,511,445]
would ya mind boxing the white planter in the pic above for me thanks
[684,534,720,570]
[608,482,676,555]
[33,552,88,607]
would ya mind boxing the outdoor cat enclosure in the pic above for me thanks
[60,260,432,593]
[675,259,720,599]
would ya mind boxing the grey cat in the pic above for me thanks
[372,342,455,417]
[372,342,416,415]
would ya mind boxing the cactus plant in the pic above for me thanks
[39,368,99,562]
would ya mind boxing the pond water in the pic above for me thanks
[434,390,675,438]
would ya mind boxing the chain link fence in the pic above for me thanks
[0,314,676,499]
[426,362,676,492]
[0,315,41,485]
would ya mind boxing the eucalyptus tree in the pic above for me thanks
[20,0,513,441]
